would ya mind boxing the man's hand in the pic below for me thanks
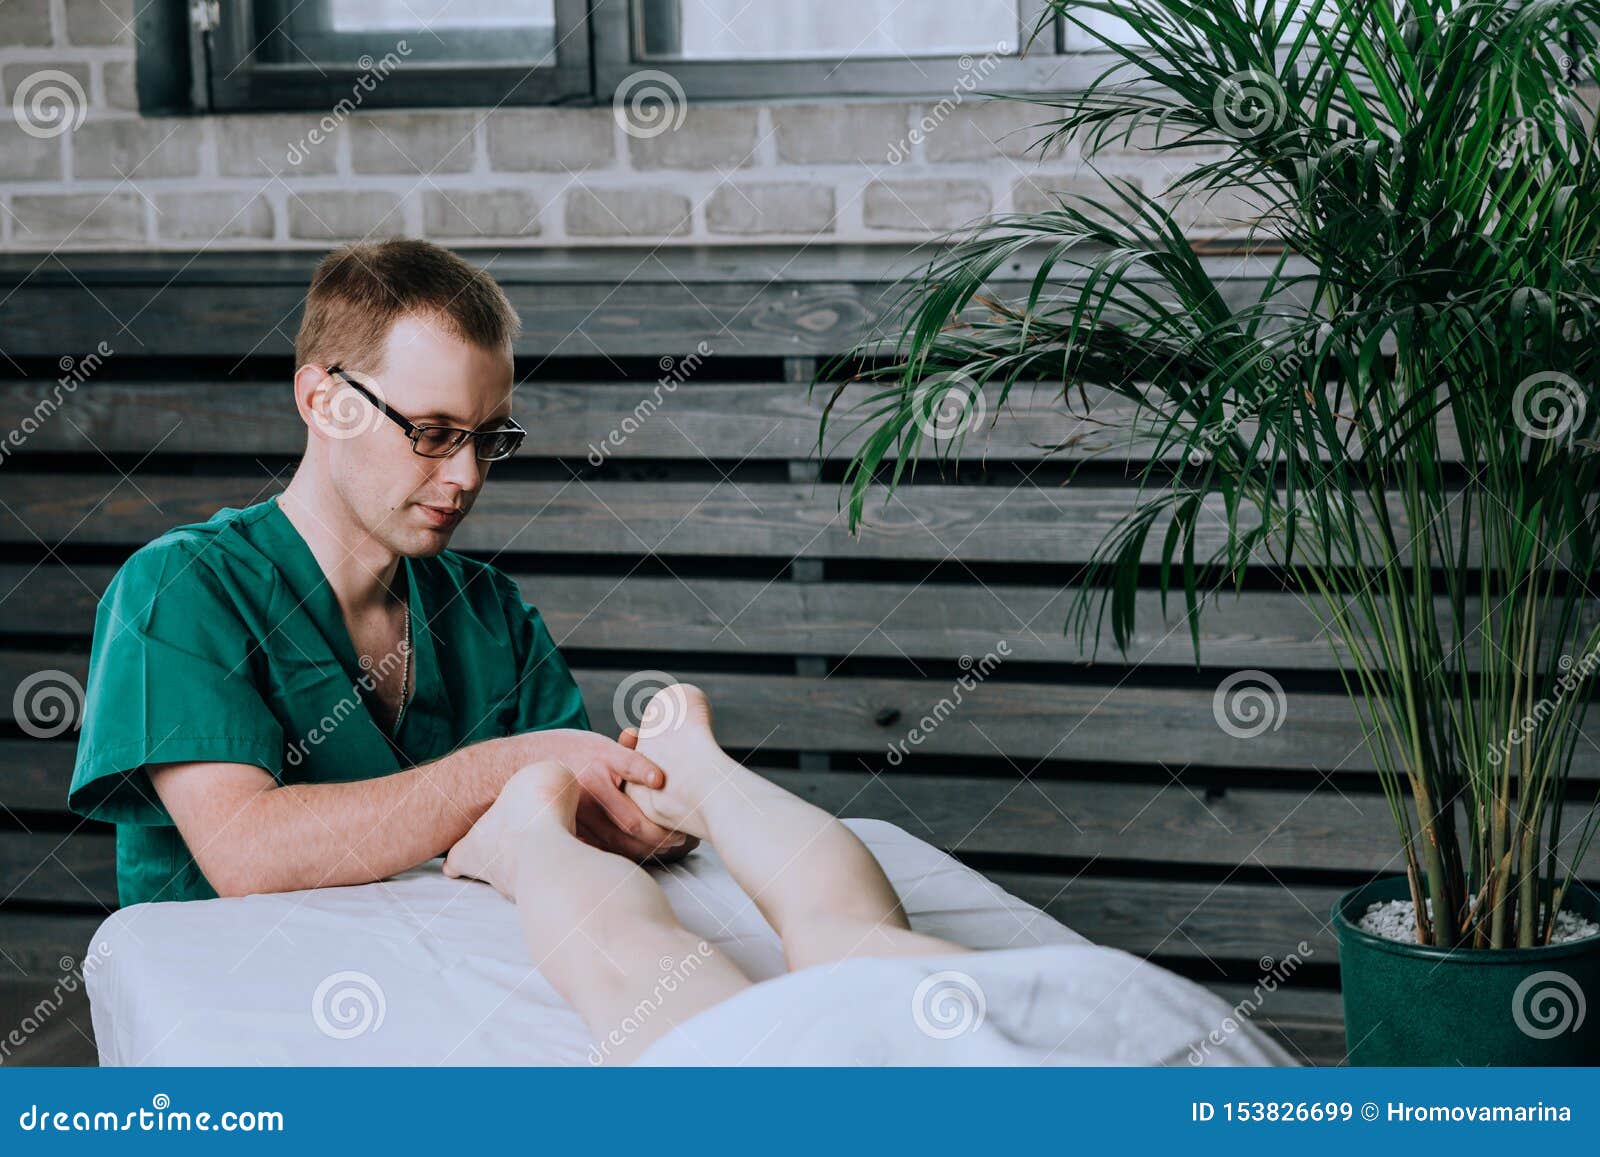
[516,728,685,861]
[617,727,700,864]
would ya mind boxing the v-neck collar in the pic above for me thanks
[259,495,437,755]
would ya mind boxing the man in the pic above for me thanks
[68,238,688,906]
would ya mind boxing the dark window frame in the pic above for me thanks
[187,0,592,113]
[592,0,1072,101]
[146,0,1116,114]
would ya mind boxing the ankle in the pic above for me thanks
[695,765,765,839]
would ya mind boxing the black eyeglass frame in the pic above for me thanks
[325,364,528,461]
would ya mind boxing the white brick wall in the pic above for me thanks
[0,0,1220,252]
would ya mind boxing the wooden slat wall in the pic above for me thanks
[3,246,1517,1066]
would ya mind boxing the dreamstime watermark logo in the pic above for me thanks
[886,642,1010,766]
[1490,647,1600,766]
[1512,970,1586,1039]
[1512,371,1586,442]
[13,669,84,739]
[587,341,713,465]
[16,1093,284,1133]
[310,366,388,443]
[612,670,684,740]
[886,41,1009,164]
[311,970,386,1039]
[1483,6,1585,167]
[587,941,713,1064]
[12,69,87,139]
[1212,69,1288,140]
[1212,669,1286,739]
[1489,116,1544,168]
[1188,326,1325,466]
[613,70,687,139]
[1187,941,1312,1064]
[285,42,412,166]
[912,371,987,442]
[0,940,113,1065]
[0,342,113,467]
[283,637,410,767]
[911,970,986,1039]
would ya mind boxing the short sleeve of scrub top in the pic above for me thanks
[68,542,285,828]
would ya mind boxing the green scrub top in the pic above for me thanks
[68,494,590,906]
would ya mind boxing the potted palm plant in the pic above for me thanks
[823,0,1600,1064]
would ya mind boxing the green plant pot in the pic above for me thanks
[1332,876,1600,1066]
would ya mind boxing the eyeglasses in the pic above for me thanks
[325,365,527,461]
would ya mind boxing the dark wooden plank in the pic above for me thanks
[994,872,1345,963]
[0,739,76,812]
[11,564,1313,669]
[0,373,1468,465]
[1200,982,1346,1066]
[1207,981,1345,1023]
[995,871,1346,965]
[0,562,1404,672]
[0,910,111,979]
[0,564,113,638]
[0,473,1456,566]
[12,758,1597,890]
[0,831,116,907]
[0,246,1293,358]
[535,577,1589,672]
[569,669,1600,780]
[1255,1018,1345,1067]
[764,769,1600,877]
[6,725,1596,874]
[0,246,1302,286]
[0,750,1576,899]
[539,576,1339,668]
[8,651,1600,779]
[0,977,98,1065]
[0,380,1110,462]
[8,565,1593,682]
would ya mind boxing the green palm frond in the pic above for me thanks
[822,0,1600,947]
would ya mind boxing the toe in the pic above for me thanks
[640,682,713,739]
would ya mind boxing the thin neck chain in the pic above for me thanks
[396,601,412,724]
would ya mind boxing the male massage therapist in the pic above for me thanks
[67,238,688,905]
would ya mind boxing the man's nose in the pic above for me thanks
[435,437,484,492]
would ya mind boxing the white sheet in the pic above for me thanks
[85,819,1292,1066]
[635,946,1293,1066]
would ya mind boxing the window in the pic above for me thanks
[194,0,589,111]
[254,0,558,66]
[596,0,1074,100]
[637,0,1022,58]
[163,0,1092,113]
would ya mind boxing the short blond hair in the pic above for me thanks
[294,238,520,374]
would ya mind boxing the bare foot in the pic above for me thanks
[626,683,742,841]
[443,760,580,901]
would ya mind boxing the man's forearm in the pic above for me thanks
[213,733,544,896]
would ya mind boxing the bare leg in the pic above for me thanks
[443,760,752,1064]
[626,684,969,972]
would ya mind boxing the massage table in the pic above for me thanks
[85,820,1294,1066]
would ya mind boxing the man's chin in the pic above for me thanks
[405,528,455,557]
[378,521,455,559]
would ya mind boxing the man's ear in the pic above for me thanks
[292,363,332,428]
